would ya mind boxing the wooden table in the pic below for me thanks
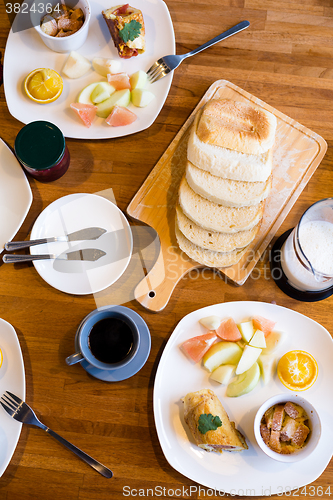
[0,0,333,498]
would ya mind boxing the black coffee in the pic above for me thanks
[88,317,134,364]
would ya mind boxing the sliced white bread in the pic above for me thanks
[178,176,264,233]
[187,111,273,182]
[196,99,277,155]
[176,204,259,252]
[175,221,246,268]
[186,161,271,208]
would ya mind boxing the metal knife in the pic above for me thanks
[4,227,107,251]
[2,249,106,263]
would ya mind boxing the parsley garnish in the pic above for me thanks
[119,20,142,43]
[198,413,222,434]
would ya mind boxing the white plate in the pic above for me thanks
[0,138,32,250]
[30,193,133,294]
[0,318,26,477]
[154,301,333,496]
[4,0,175,140]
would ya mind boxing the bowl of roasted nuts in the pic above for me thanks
[254,394,321,462]
[31,0,91,53]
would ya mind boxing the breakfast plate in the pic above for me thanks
[30,193,133,294]
[0,138,32,251]
[153,301,333,496]
[4,0,175,139]
[0,318,26,477]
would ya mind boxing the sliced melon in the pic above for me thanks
[227,362,260,397]
[96,89,131,118]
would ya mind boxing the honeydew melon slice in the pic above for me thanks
[96,89,131,118]
[226,362,260,397]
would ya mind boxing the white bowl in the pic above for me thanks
[254,393,321,462]
[31,0,91,53]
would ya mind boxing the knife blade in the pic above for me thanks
[2,249,106,264]
[4,227,107,251]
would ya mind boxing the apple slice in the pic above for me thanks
[235,345,262,375]
[258,353,276,386]
[91,82,115,104]
[210,364,236,385]
[249,330,266,349]
[96,89,131,118]
[130,70,148,90]
[92,57,122,77]
[202,341,243,373]
[78,82,102,105]
[238,320,254,343]
[199,315,221,331]
[131,88,155,107]
[261,331,286,355]
[62,51,91,79]
[226,362,260,397]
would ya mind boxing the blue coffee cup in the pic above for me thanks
[66,306,140,370]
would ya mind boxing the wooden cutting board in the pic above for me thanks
[127,80,327,312]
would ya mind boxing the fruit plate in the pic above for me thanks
[0,318,26,477]
[4,0,175,139]
[153,301,333,496]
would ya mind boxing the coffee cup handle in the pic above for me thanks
[66,351,84,366]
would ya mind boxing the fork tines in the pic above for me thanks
[0,391,21,413]
[146,59,169,83]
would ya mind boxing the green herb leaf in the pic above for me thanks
[119,20,142,43]
[198,413,222,434]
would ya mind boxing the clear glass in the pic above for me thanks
[281,198,333,291]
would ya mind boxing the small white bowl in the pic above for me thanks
[31,0,91,53]
[254,394,321,462]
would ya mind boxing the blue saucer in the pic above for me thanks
[74,306,151,382]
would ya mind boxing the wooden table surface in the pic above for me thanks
[0,0,333,499]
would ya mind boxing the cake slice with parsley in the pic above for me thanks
[102,4,145,58]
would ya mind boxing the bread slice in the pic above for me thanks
[196,99,277,155]
[176,205,259,252]
[186,161,271,208]
[175,221,246,268]
[178,176,264,233]
[187,111,273,182]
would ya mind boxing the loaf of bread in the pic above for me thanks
[187,111,273,182]
[186,161,272,208]
[175,222,246,268]
[196,99,277,155]
[176,205,260,252]
[178,176,264,233]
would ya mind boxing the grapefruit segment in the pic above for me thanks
[70,102,97,128]
[107,72,131,90]
[105,106,137,126]
[181,332,217,363]
[216,318,242,341]
[252,316,276,337]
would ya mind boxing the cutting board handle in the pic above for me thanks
[134,248,195,312]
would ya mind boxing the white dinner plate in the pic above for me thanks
[154,301,333,496]
[0,318,26,477]
[30,193,133,295]
[4,0,175,140]
[0,138,32,251]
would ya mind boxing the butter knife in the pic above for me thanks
[2,249,106,263]
[5,227,107,251]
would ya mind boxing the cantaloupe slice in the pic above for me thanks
[252,316,276,337]
[216,318,242,341]
[105,106,137,127]
[70,103,97,127]
[107,72,131,90]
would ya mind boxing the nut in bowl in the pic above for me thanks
[31,0,91,53]
[254,394,321,462]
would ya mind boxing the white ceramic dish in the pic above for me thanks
[30,193,133,295]
[4,0,175,139]
[0,138,32,251]
[254,393,321,463]
[31,0,91,53]
[0,318,26,477]
[153,301,333,496]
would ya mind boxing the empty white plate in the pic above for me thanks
[30,193,133,295]
[0,138,32,250]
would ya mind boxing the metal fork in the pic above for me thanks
[0,391,113,478]
[147,20,250,83]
